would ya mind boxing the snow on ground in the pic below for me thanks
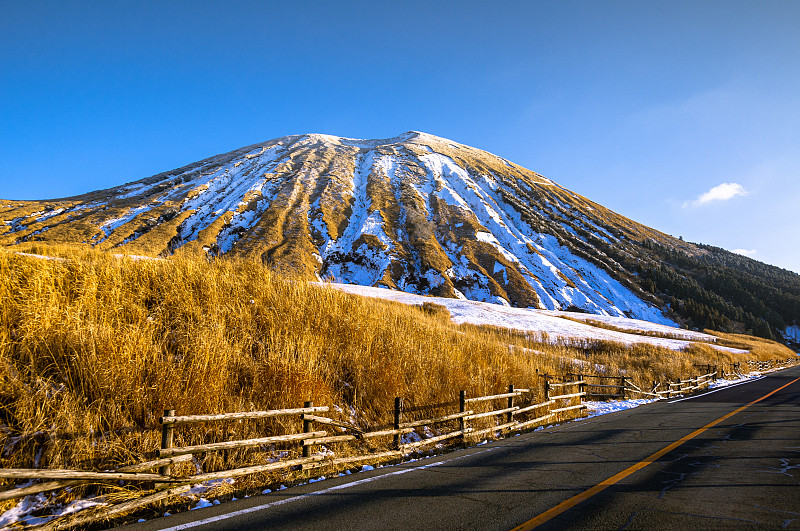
[585,398,658,416]
[322,283,746,353]
[11,252,68,261]
[544,310,715,342]
[0,494,105,528]
[707,373,767,390]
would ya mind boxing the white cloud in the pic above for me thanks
[732,249,757,257]
[684,182,749,207]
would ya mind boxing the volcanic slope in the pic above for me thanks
[1,132,787,329]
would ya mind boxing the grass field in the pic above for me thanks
[0,245,794,491]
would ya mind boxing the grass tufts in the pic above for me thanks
[0,245,793,485]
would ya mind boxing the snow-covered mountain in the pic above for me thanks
[3,132,799,335]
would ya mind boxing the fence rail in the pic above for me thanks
[160,406,330,426]
[4,356,799,530]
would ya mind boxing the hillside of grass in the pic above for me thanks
[0,246,793,483]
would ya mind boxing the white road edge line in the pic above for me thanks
[667,375,766,403]
[156,447,498,531]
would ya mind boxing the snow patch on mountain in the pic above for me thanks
[322,283,742,353]
[321,151,396,286]
[159,146,285,246]
[96,205,153,243]
[413,151,672,324]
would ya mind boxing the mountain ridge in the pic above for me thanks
[2,131,798,342]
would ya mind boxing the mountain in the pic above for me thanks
[2,132,799,341]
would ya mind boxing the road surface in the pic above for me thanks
[124,366,800,530]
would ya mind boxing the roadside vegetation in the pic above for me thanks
[0,244,794,500]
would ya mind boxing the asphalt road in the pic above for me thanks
[125,366,800,530]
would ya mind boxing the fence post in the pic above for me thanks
[393,397,403,450]
[507,385,515,424]
[160,409,175,476]
[302,401,313,458]
[620,377,627,400]
[459,390,467,443]
[578,373,586,401]
[544,379,550,402]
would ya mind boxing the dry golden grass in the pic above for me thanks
[455,323,776,389]
[0,247,545,475]
[0,244,793,489]
[705,330,797,360]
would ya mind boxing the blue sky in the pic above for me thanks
[2,1,799,273]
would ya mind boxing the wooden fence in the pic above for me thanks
[555,370,718,400]
[0,380,587,529]
[650,372,717,398]
[3,357,798,529]
[745,358,796,373]
[558,373,628,400]
[715,359,797,378]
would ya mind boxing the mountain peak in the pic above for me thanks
[300,131,438,148]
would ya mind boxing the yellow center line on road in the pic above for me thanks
[511,376,800,531]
